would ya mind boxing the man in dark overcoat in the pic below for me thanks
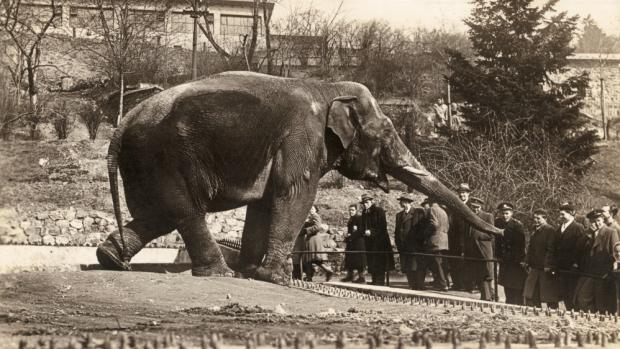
[342,204,366,283]
[495,202,527,305]
[394,193,426,289]
[447,183,471,291]
[360,194,395,286]
[523,209,560,308]
[574,209,619,313]
[555,203,587,310]
[463,197,495,301]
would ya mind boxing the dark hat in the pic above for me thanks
[496,202,514,211]
[457,183,471,193]
[397,193,415,202]
[559,202,575,214]
[586,209,604,220]
[360,194,373,203]
[469,197,484,207]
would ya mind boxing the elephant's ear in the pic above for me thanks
[327,96,360,149]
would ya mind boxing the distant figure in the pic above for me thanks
[432,98,448,130]
[342,204,367,283]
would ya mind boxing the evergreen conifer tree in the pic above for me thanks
[447,0,598,171]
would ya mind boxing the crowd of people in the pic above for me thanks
[291,183,620,314]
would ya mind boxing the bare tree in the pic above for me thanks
[83,0,169,126]
[0,0,59,138]
[188,0,273,71]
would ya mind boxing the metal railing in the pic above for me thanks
[290,250,612,304]
[291,250,502,301]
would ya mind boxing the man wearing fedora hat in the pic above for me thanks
[447,183,472,291]
[360,194,395,285]
[554,202,587,310]
[495,202,527,305]
[462,197,495,300]
[394,193,426,289]
[573,209,619,313]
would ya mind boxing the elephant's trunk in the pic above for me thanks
[385,142,503,236]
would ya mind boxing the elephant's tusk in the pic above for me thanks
[402,166,430,177]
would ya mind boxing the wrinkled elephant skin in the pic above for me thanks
[98,71,501,284]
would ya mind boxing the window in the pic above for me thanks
[69,7,109,30]
[220,15,261,36]
[171,12,213,34]
[21,4,62,28]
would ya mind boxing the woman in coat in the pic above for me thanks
[302,205,334,281]
[342,204,367,283]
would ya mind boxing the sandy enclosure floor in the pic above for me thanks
[0,271,617,348]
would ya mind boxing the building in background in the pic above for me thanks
[17,0,272,51]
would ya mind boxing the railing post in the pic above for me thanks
[493,260,499,302]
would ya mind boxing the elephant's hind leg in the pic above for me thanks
[238,200,271,275]
[97,219,174,270]
[177,216,234,277]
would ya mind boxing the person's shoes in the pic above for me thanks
[340,273,353,282]
[325,271,333,282]
[436,286,449,292]
[353,277,366,284]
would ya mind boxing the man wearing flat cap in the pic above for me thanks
[462,197,495,300]
[573,209,619,313]
[495,202,527,305]
[554,202,587,310]
[446,183,472,291]
[394,193,426,289]
[360,194,395,285]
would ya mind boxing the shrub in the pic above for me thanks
[413,125,594,228]
[80,103,106,140]
[50,100,74,140]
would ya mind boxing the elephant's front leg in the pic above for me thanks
[177,216,234,277]
[253,156,321,284]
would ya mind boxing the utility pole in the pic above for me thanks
[600,77,606,140]
[183,1,208,80]
[447,82,452,129]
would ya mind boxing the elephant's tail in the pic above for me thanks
[107,123,130,263]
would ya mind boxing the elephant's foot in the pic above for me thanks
[96,242,132,271]
[192,260,235,277]
[254,264,290,285]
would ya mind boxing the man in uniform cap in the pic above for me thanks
[495,202,527,305]
[446,183,472,291]
[394,193,426,289]
[360,194,395,285]
[555,202,587,310]
[523,209,560,308]
[462,197,495,300]
[573,209,619,313]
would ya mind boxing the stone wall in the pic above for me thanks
[0,206,247,247]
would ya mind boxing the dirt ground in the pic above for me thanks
[1,271,618,348]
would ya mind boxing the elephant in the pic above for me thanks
[96,71,502,284]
